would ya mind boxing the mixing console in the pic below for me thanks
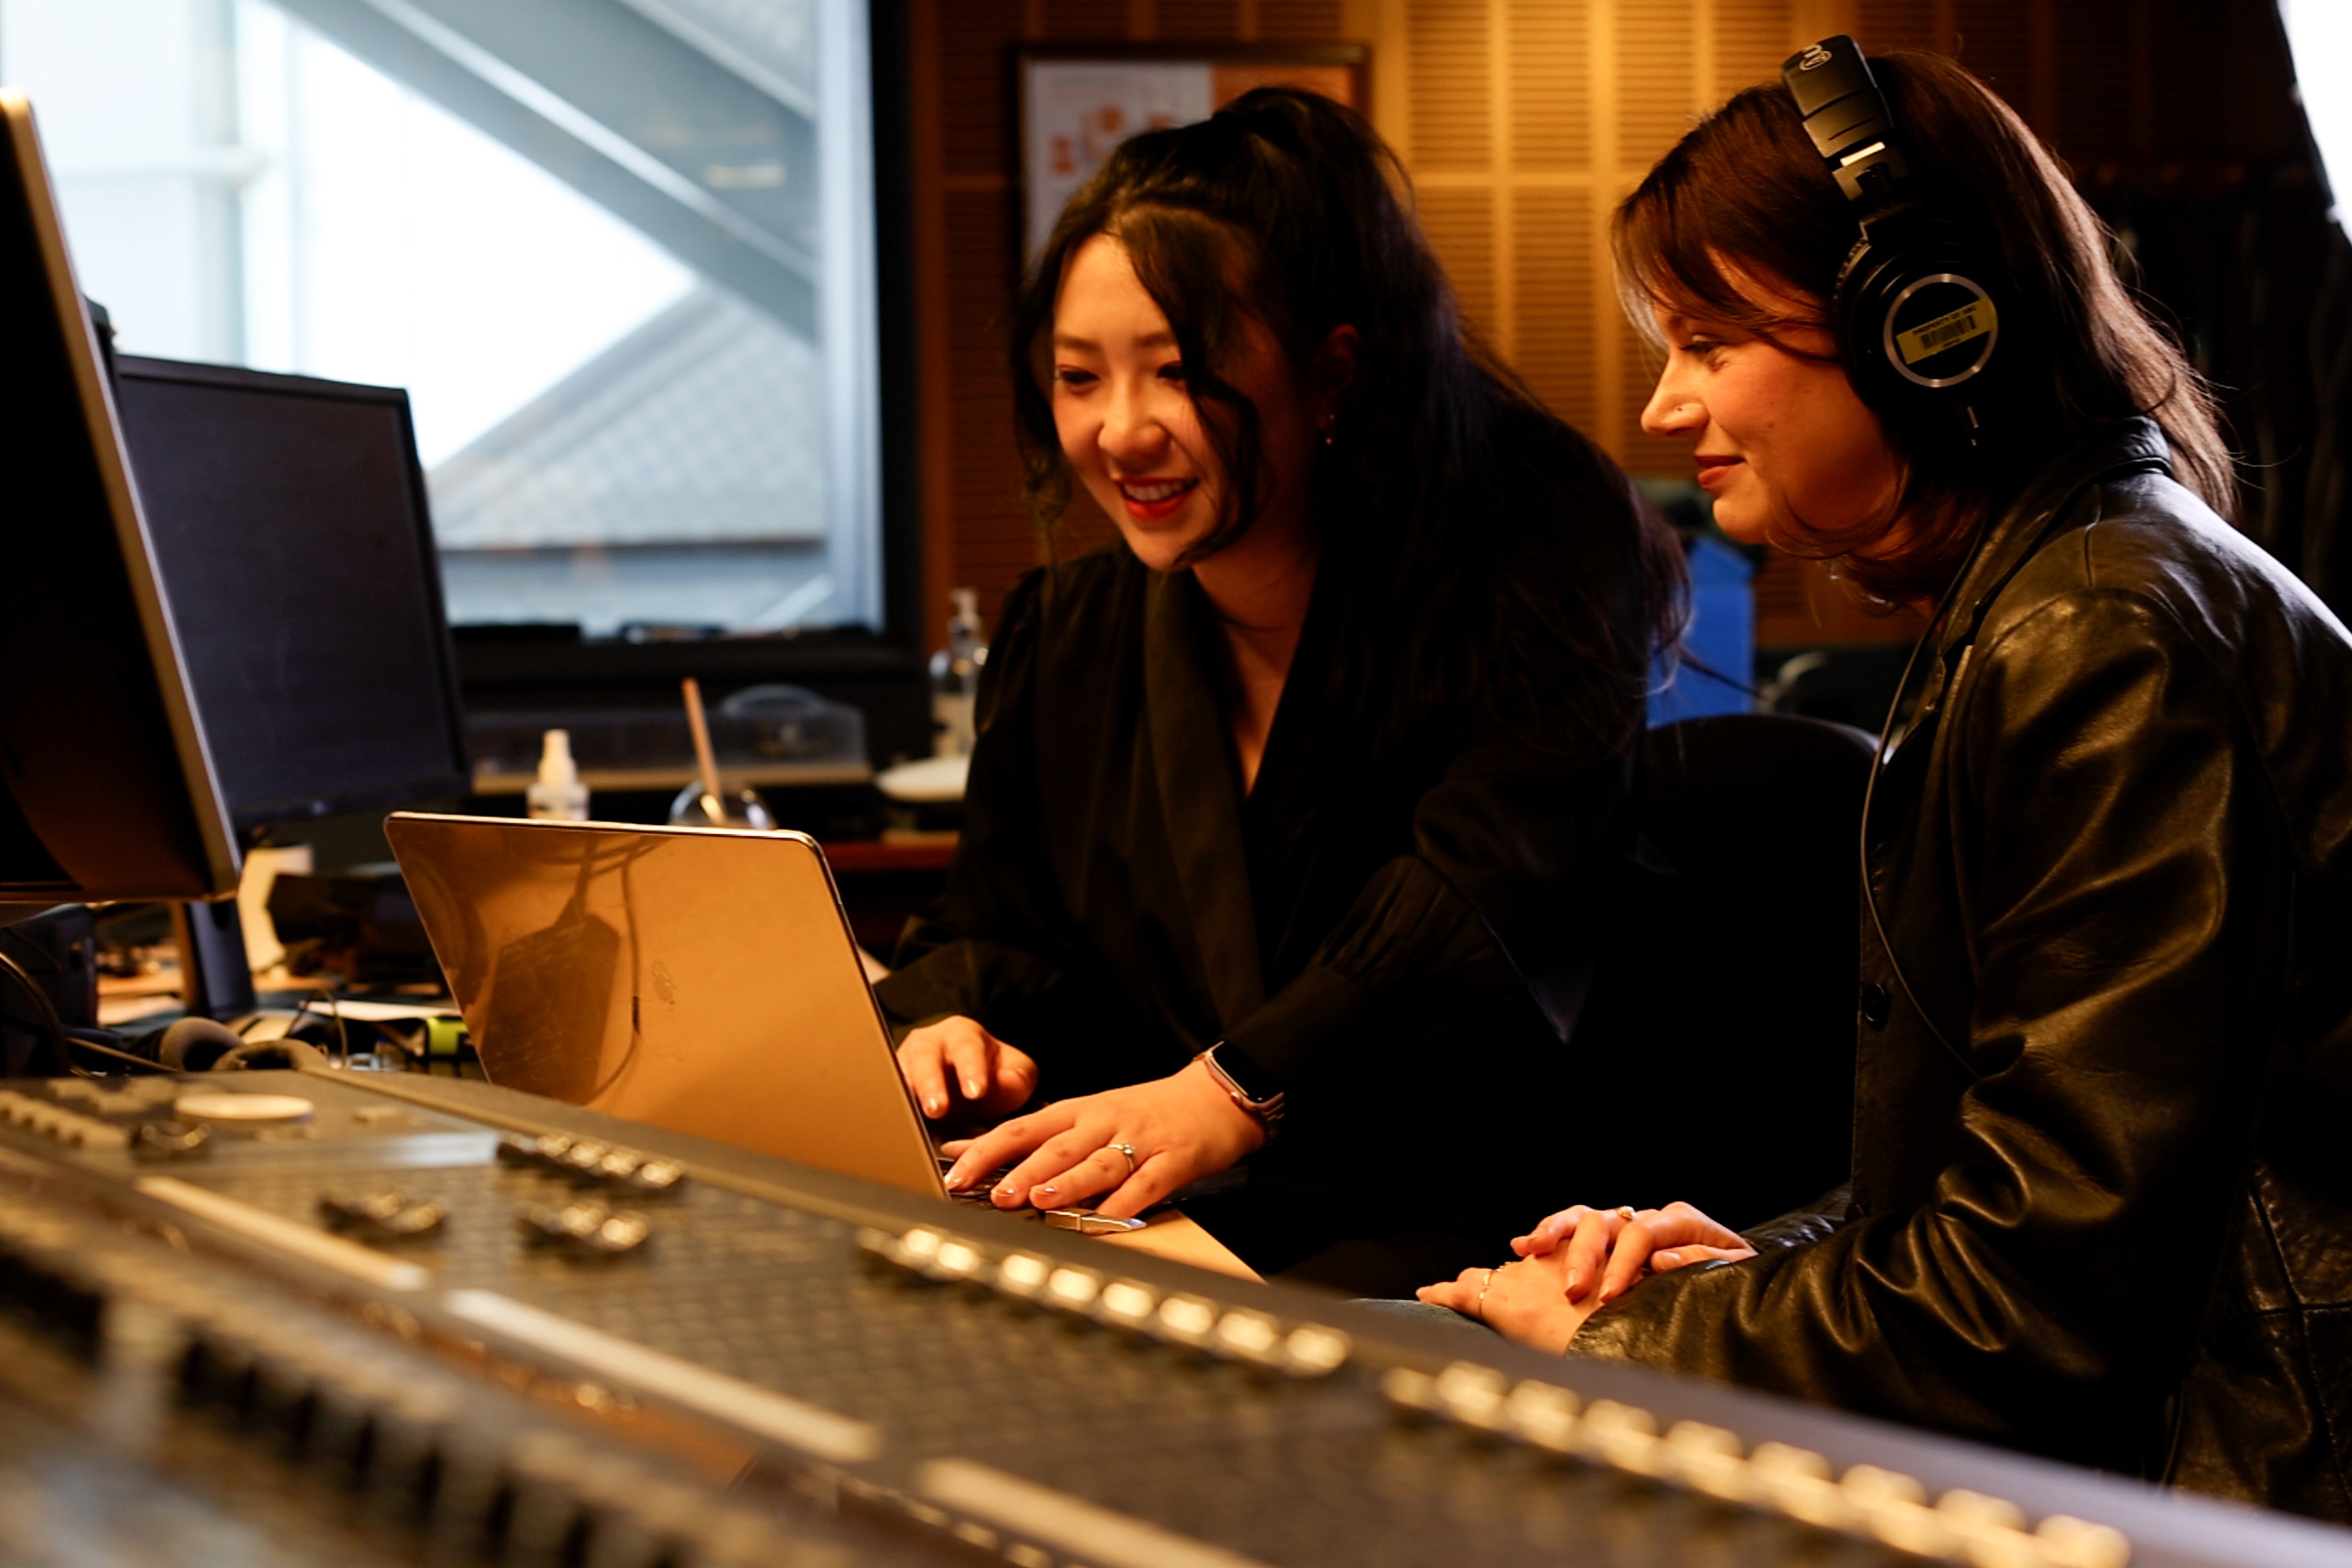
[0,1065,2334,1568]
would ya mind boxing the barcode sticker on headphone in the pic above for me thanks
[1896,300,1994,366]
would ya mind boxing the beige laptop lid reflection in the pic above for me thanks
[385,813,945,1199]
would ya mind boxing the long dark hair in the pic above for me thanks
[1613,50,2232,603]
[1010,87,1684,764]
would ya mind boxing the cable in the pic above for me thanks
[1857,518,2002,1084]
[60,1031,169,1076]
[0,948,98,1079]
[0,949,168,1076]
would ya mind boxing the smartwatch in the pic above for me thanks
[1195,1042,1286,1131]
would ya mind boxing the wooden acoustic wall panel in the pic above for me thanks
[1418,186,1499,341]
[1508,0,1591,168]
[2144,0,2223,162]
[942,187,1036,626]
[1512,187,1598,434]
[1041,0,1131,41]
[1942,0,2032,118]
[1854,0,1935,51]
[2053,0,2139,158]
[1159,0,1247,40]
[1406,1,1491,168]
[938,0,1025,179]
[1617,0,1701,173]
[1715,0,1795,100]
[1258,0,1345,42]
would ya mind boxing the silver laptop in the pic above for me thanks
[385,812,951,1200]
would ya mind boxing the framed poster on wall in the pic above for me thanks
[1018,44,1371,262]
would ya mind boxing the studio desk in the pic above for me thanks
[0,1066,2336,1568]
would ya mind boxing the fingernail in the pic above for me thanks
[945,1167,964,1189]
[962,1076,982,1097]
[1036,1184,1057,1198]
[925,1096,942,1116]
[1566,1269,1583,1296]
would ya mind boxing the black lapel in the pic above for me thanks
[1143,571,1267,1029]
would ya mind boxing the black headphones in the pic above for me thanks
[1781,35,2010,445]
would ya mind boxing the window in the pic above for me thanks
[2,0,882,638]
[2282,1,2352,226]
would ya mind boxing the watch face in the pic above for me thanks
[1210,1044,1282,1106]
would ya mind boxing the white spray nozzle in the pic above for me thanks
[537,728,578,784]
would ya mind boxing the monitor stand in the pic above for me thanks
[171,900,256,1021]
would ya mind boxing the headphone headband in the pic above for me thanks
[1782,35,1912,208]
[1780,34,2006,426]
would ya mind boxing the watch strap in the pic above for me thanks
[1196,1043,1286,1130]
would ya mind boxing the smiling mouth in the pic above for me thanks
[1117,477,1197,503]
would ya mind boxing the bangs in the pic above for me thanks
[1613,165,1831,354]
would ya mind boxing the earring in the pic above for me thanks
[1319,416,1337,448]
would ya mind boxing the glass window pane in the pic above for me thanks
[2,0,881,637]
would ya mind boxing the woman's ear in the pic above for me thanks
[1310,323,1361,416]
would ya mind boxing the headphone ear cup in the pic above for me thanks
[1833,220,2009,426]
[158,1016,245,1072]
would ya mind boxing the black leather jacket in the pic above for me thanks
[1572,420,2352,1522]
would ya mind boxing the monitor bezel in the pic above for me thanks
[0,90,241,902]
[114,354,475,831]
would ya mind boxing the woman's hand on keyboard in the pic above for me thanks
[1510,1201,1755,1304]
[938,1058,1266,1217]
[896,1016,1039,1120]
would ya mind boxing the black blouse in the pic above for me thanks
[874,548,1640,1261]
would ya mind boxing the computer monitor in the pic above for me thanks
[111,357,470,831]
[0,91,240,904]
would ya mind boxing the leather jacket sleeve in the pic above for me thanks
[1570,581,2293,1472]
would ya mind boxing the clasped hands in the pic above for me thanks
[1414,1202,1758,1352]
[896,1016,1265,1217]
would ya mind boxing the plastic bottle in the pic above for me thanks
[928,588,988,757]
[525,728,590,821]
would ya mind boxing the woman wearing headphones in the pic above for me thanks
[1418,43,2352,1519]
[876,89,1683,1274]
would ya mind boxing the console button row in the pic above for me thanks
[0,1088,131,1152]
[1382,1363,2131,1568]
[497,1132,686,1196]
[171,1304,801,1566]
[318,1188,447,1240]
[860,1225,1351,1377]
[522,1200,654,1257]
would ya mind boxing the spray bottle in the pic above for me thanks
[929,588,987,757]
[525,728,590,821]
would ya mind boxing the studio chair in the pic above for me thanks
[1570,712,1876,1232]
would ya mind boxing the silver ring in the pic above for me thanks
[1613,1205,1637,1221]
[1473,1267,1497,1320]
[1109,1142,1138,1177]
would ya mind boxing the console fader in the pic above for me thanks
[0,1065,2333,1568]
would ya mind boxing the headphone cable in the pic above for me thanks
[1857,514,2001,1083]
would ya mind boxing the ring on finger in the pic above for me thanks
[1613,1205,1636,1221]
[1473,1267,1497,1320]
[1109,1142,1138,1178]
